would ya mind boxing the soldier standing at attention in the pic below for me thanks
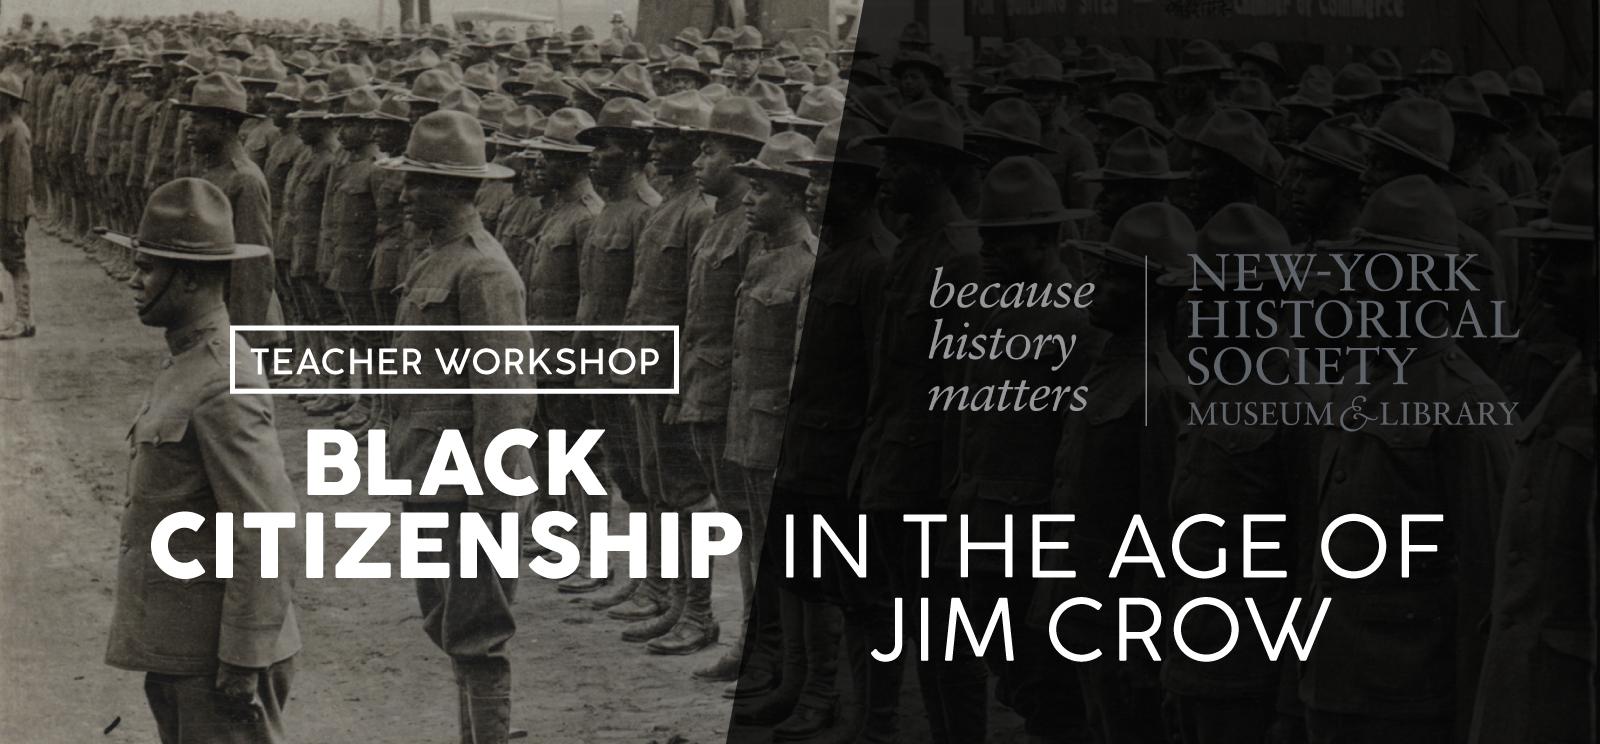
[0,70,34,340]
[104,177,301,743]
[177,71,280,348]
[379,110,534,744]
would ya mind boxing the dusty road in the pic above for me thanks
[0,225,747,743]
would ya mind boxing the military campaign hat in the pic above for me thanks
[173,71,262,118]
[575,97,654,146]
[614,42,649,69]
[1074,202,1197,273]
[333,86,382,118]
[841,86,900,131]
[1499,147,1595,243]
[283,49,319,73]
[699,83,731,104]
[1441,76,1510,133]
[597,37,625,62]
[1085,92,1172,140]
[1157,203,1291,287]
[1183,108,1284,184]
[1504,66,1554,103]
[286,80,334,119]
[746,80,795,118]
[781,61,817,90]
[1330,63,1392,103]
[862,98,982,161]
[488,105,546,146]
[729,26,766,53]
[635,89,713,132]
[960,156,1092,227]
[597,63,656,101]
[1277,77,1336,117]
[363,91,410,122]
[892,51,946,81]
[965,97,1054,156]
[756,57,789,83]
[238,54,286,85]
[1165,39,1230,77]
[500,63,555,94]
[1005,54,1071,89]
[0,71,26,102]
[438,87,482,118]
[1223,78,1277,117]
[1077,127,1188,182]
[462,62,502,94]
[777,86,844,132]
[790,116,883,171]
[1365,48,1408,84]
[1108,55,1165,91]
[1231,42,1284,79]
[1349,97,1456,174]
[571,43,605,69]
[674,27,705,49]
[1068,45,1118,83]
[1282,113,1368,175]
[378,109,514,179]
[401,69,459,104]
[496,43,533,68]
[99,178,271,262]
[397,47,443,78]
[704,26,737,52]
[1546,90,1594,129]
[264,74,307,102]
[663,54,710,86]
[477,93,517,131]
[693,45,721,70]
[520,107,597,153]
[732,131,816,185]
[694,95,772,148]
[1327,174,1468,261]
[1413,49,1454,80]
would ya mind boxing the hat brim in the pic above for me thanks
[860,134,986,162]
[955,208,1095,228]
[1082,110,1172,140]
[377,155,516,179]
[1107,78,1167,90]
[286,109,332,119]
[1073,241,1167,272]
[1450,110,1510,134]
[100,229,273,262]
[173,101,263,119]
[789,156,880,171]
[1076,168,1190,182]
[733,161,811,183]
[1348,123,1455,176]
[0,88,28,102]
[521,136,595,154]
[1498,220,1596,242]
[1165,64,1230,77]
[574,125,653,146]
[965,128,1055,155]
[1281,142,1365,175]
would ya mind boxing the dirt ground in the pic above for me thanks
[0,224,1025,743]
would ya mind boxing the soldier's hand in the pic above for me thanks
[214,661,262,718]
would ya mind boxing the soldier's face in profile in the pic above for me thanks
[527,151,584,196]
[897,68,931,102]
[693,137,743,197]
[401,172,474,229]
[589,137,641,187]
[664,73,698,94]
[648,130,699,177]
[878,145,940,214]
[185,112,234,155]
[337,119,373,150]
[128,253,180,327]
[1088,258,1146,334]
[1236,60,1268,82]
[1021,84,1060,124]
[1173,74,1213,110]
[1360,147,1417,200]
[298,118,329,145]
[804,169,830,223]
[743,176,801,233]
[375,121,410,154]
[1286,155,1344,228]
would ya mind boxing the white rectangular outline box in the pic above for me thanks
[229,325,680,396]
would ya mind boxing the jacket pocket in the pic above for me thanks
[130,417,206,501]
[400,286,456,325]
[142,552,226,663]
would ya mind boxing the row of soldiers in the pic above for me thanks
[1,10,1595,744]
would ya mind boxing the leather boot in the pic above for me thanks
[802,623,869,744]
[773,600,843,741]
[693,645,743,682]
[733,587,807,725]
[558,507,608,593]
[588,576,640,611]
[646,575,717,655]
[728,577,785,700]
[622,576,683,643]
[454,658,512,744]
[852,609,906,744]
[0,271,34,339]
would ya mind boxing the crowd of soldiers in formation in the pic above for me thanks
[0,8,1594,744]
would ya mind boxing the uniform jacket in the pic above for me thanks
[1470,357,1596,744]
[199,147,278,333]
[287,142,334,279]
[1301,337,1513,725]
[725,224,815,470]
[326,147,379,294]
[521,179,602,382]
[618,170,712,389]
[574,174,659,387]
[106,309,301,676]
[674,181,756,424]
[0,114,31,222]
[391,209,534,512]
[773,217,891,497]
[369,163,409,293]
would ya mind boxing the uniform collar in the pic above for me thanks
[555,177,599,206]
[428,204,485,246]
[164,305,229,356]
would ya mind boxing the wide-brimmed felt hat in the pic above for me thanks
[322,63,372,103]
[1157,203,1290,287]
[1348,97,1455,174]
[1230,42,1284,78]
[461,62,502,94]
[283,49,319,72]
[597,63,655,101]
[1277,76,1336,116]
[575,96,654,146]
[500,63,554,94]
[516,71,575,104]
[699,83,732,104]
[958,156,1091,227]
[1184,108,1283,184]
[965,97,1052,155]
[790,116,882,170]
[1365,48,1408,83]
[98,178,270,262]
[1166,40,1231,77]
[1282,113,1367,175]
[1084,92,1172,140]
[378,110,513,179]
[1470,70,1517,104]
[1223,77,1277,116]
[613,42,649,69]
[1441,76,1509,133]
[287,80,334,119]
[476,93,517,131]
[1499,146,1595,242]
[238,54,286,85]
[1077,127,1188,182]
[334,86,383,118]
[729,25,765,53]
[1505,66,1553,102]
[776,86,843,131]
[693,45,721,70]
[520,107,596,153]
[636,89,713,131]
[1325,174,1462,260]
[694,95,772,147]
[663,54,710,85]
[570,43,605,69]
[401,69,459,104]
[1074,202,1197,274]
[892,51,945,80]
[1067,45,1118,83]
[781,61,817,89]
[1413,48,1453,79]
[756,57,789,84]
[863,98,981,160]
[566,68,613,103]
[265,74,307,102]
[732,130,815,184]
[745,80,795,118]
[489,105,546,146]
[1330,63,1392,103]
[673,27,705,49]
[438,87,482,118]
[221,33,254,60]
[1005,54,1071,89]
[0,71,27,102]
[1546,90,1594,128]
[173,71,261,118]
[1109,55,1164,90]
[597,37,626,61]
[363,91,410,122]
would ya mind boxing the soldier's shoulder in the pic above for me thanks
[579,190,604,215]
